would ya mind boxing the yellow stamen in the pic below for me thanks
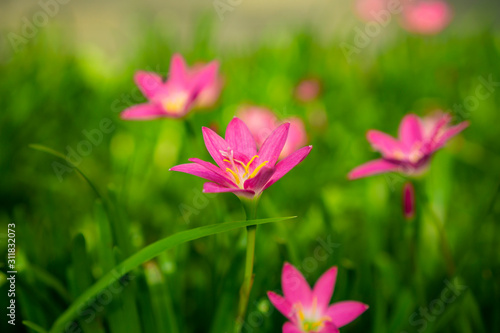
[223,159,232,163]
[248,161,268,179]
[240,155,260,178]
[226,168,240,184]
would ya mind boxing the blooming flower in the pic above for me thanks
[170,117,312,199]
[268,263,368,333]
[400,1,452,35]
[348,112,469,179]
[294,78,321,102]
[121,54,219,120]
[403,181,415,219]
[237,106,308,159]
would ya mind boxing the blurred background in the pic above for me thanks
[1,0,500,332]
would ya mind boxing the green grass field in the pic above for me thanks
[1,11,499,333]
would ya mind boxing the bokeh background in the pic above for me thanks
[1,0,500,332]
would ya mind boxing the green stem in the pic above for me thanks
[235,199,259,332]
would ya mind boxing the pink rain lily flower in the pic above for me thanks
[268,263,368,333]
[121,54,219,120]
[237,106,308,159]
[170,117,312,199]
[348,112,469,179]
[401,1,452,35]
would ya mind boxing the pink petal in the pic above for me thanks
[366,130,402,156]
[191,61,219,93]
[134,71,163,99]
[170,163,234,187]
[202,127,230,169]
[169,53,188,84]
[267,292,294,320]
[319,322,340,333]
[225,117,257,157]
[282,263,312,308]
[202,182,254,198]
[432,121,469,151]
[188,158,235,185]
[283,322,303,333]
[243,166,275,193]
[327,301,369,328]
[121,103,165,120]
[348,159,400,180]
[263,145,312,190]
[312,267,338,311]
[398,114,423,149]
[257,123,290,167]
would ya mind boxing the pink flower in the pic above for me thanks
[190,63,224,109]
[268,263,368,333]
[121,54,219,120]
[353,0,389,22]
[403,181,415,219]
[348,112,469,179]
[170,118,312,199]
[295,79,321,102]
[400,1,452,35]
[237,106,308,159]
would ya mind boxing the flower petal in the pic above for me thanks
[191,61,219,93]
[283,322,303,333]
[263,145,312,190]
[244,166,275,193]
[327,301,369,328]
[225,117,258,157]
[257,123,290,167]
[134,71,163,99]
[366,130,401,156]
[121,103,165,120]
[202,127,230,169]
[312,266,338,311]
[267,292,294,320]
[202,182,254,198]
[169,53,188,84]
[188,158,235,186]
[319,322,340,333]
[282,262,312,308]
[170,163,234,187]
[348,159,400,180]
[398,114,423,149]
[432,121,469,151]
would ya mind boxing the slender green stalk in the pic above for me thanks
[235,199,259,333]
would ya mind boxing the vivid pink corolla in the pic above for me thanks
[401,1,452,35]
[348,112,469,179]
[268,263,368,333]
[121,54,219,120]
[237,106,308,159]
[170,117,312,199]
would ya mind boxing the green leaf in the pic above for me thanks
[23,320,48,333]
[48,216,295,333]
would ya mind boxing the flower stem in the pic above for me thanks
[235,199,258,333]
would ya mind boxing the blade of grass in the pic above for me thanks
[48,216,295,333]
[23,320,49,333]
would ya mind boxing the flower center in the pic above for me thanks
[220,149,268,188]
[294,298,332,333]
[161,91,189,114]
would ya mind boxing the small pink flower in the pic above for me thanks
[353,0,389,22]
[170,118,312,199]
[268,263,368,333]
[190,63,224,109]
[403,181,415,219]
[295,78,321,102]
[121,54,219,120]
[400,1,452,35]
[237,106,308,159]
[348,112,469,179]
